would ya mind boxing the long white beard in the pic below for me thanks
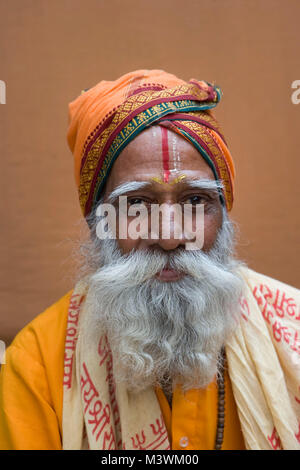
[82,210,245,393]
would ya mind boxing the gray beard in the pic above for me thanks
[82,209,245,393]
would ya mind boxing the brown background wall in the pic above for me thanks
[0,0,299,345]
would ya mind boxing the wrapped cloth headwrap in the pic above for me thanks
[67,69,235,218]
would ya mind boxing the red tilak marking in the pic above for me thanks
[161,127,170,183]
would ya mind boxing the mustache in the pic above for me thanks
[90,243,236,289]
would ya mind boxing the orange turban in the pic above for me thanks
[67,69,235,218]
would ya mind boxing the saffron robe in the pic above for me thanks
[0,268,299,449]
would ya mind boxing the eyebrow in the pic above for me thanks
[186,178,224,192]
[108,181,150,203]
[107,178,224,203]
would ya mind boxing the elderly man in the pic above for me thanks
[0,70,299,451]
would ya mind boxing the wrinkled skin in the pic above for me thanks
[104,126,223,280]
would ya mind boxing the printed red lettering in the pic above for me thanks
[98,335,110,366]
[87,400,111,442]
[102,427,116,450]
[131,429,146,449]
[295,423,300,444]
[80,362,99,413]
[240,297,250,321]
[150,415,165,436]
[63,354,73,389]
[267,427,282,450]
[295,386,300,405]
[272,321,291,344]
[63,293,84,389]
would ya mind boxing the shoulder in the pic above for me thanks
[239,266,300,320]
[240,266,300,300]
[0,290,74,448]
[9,289,73,366]
[0,291,73,449]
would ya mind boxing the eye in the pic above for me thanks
[127,197,147,206]
[184,195,207,205]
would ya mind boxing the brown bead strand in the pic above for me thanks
[214,348,226,450]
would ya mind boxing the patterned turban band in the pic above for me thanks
[67,69,235,218]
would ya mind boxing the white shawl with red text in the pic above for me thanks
[62,267,300,450]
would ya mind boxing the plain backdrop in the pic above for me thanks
[0,0,299,345]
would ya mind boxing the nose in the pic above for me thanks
[146,203,189,251]
[155,236,186,251]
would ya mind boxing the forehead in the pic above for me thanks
[105,126,215,194]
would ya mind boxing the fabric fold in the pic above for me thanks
[62,268,300,450]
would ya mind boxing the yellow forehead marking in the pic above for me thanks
[151,174,187,186]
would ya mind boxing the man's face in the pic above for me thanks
[86,128,244,391]
[103,126,223,278]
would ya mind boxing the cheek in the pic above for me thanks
[115,215,141,254]
[116,238,138,254]
[202,209,223,251]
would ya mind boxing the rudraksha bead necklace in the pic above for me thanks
[214,347,226,450]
